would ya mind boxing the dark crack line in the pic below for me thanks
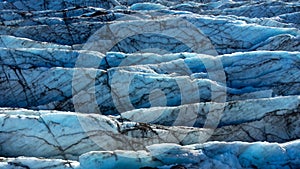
[39,116,75,169]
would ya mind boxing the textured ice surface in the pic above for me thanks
[79,141,300,169]
[0,0,299,168]
[0,108,299,168]
[1,51,299,114]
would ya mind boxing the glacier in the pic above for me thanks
[0,0,300,169]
